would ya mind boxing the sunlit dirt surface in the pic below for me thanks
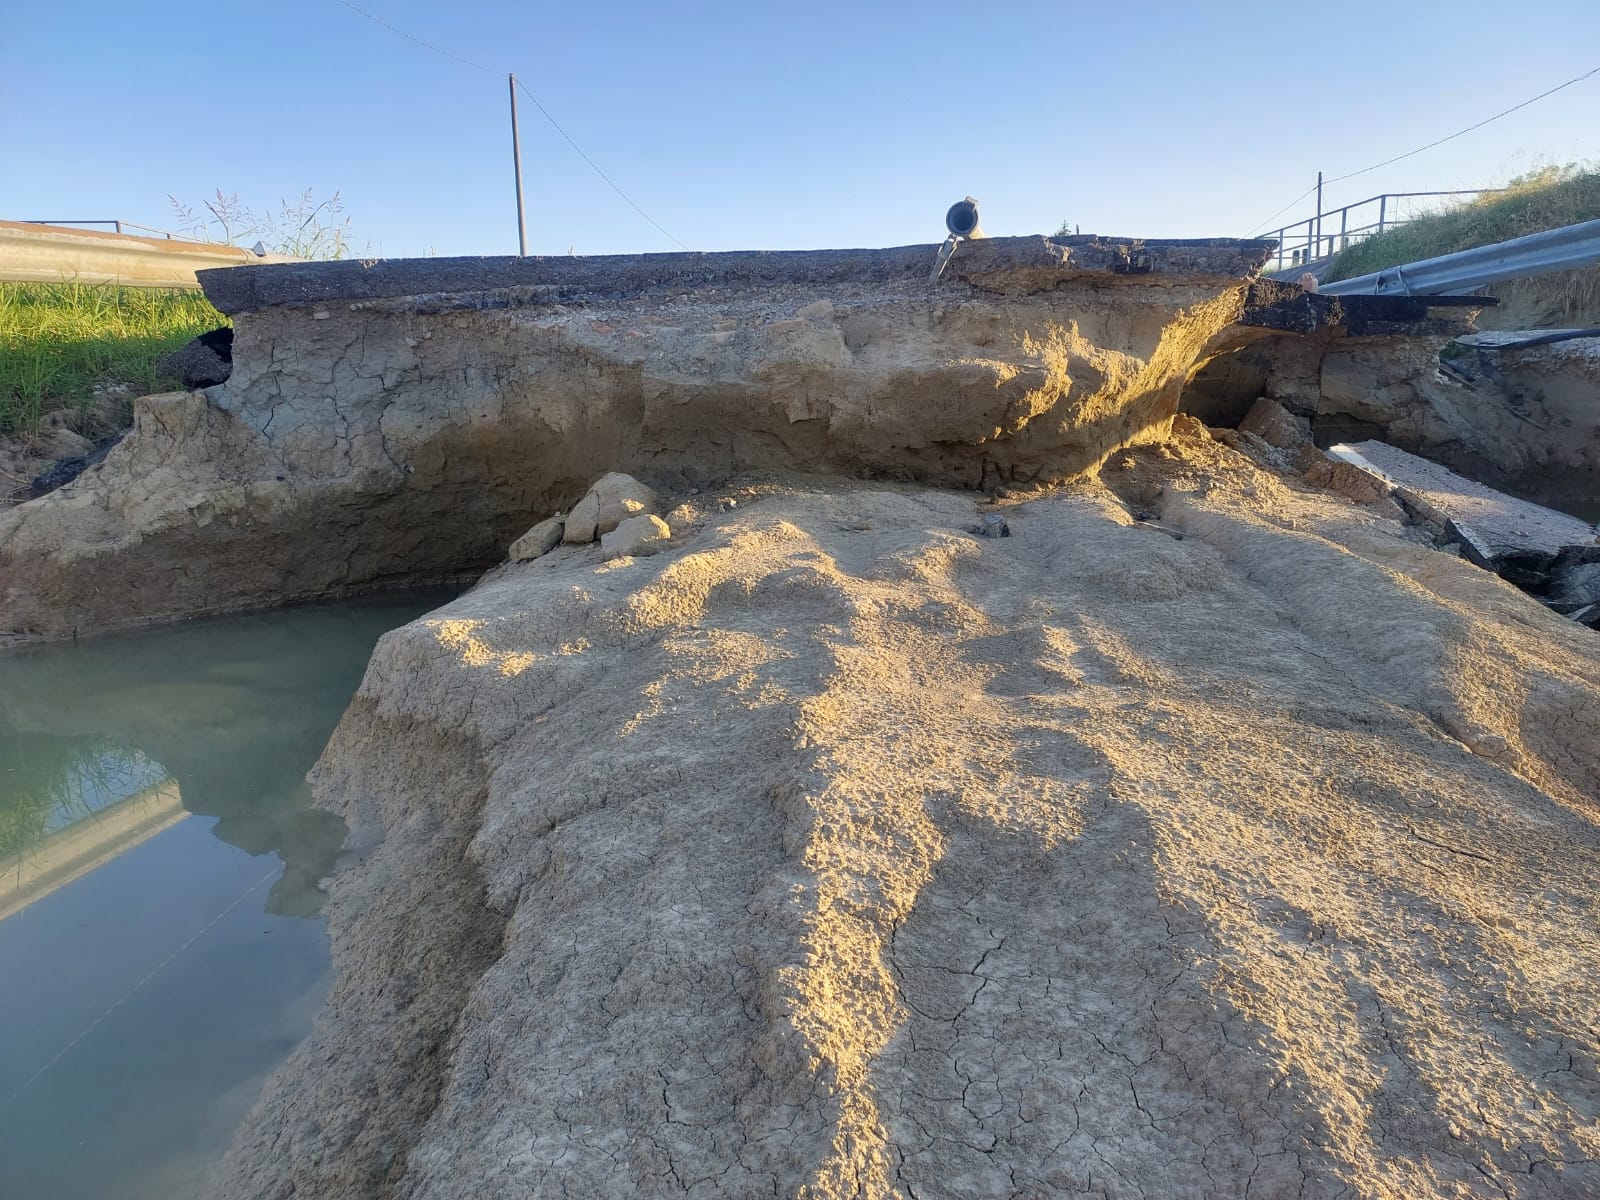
[222,424,1600,1200]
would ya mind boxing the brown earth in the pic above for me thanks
[0,237,1269,643]
[216,420,1600,1200]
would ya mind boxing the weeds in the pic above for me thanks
[168,188,354,260]
[0,731,167,863]
[0,281,225,434]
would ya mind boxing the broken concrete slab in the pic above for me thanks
[156,326,235,389]
[1239,279,1487,337]
[1328,440,1599,578]
[197,237,1277,316]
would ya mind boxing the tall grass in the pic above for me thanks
[1322,165,1600,282]
[0,281,226,435]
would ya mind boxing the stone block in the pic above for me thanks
[509,515,564,562]
[600,514,670,559]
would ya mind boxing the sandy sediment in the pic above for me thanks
[217,421,1600,1199]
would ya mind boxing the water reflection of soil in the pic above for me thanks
[1,593,453,917]
[0,591,454,1200]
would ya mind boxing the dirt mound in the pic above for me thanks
[217,424,1600,1199]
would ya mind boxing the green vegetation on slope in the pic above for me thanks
[1322,165,1600,283]
[0,282,226,435]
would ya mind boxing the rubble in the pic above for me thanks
[1326,439,1600,623]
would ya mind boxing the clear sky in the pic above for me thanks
[3,1,1597,258]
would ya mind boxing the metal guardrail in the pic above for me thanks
[1264,189,1505,272]
[0,221,295,288]
[1318,218,1600,296]
[20,218,188,240]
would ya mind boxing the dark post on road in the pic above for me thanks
[1315,171,1324,260]
[509,73,528,257]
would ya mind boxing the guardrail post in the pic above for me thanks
[1314,172,1323,260]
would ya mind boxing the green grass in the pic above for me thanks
[0,281,227,435]
[1322,165,1600,283]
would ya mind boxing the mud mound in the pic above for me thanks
[219,425,1600,1199]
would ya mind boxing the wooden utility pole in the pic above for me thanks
[509,74,528,256]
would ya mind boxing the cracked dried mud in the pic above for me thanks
[216,422,1600,1199]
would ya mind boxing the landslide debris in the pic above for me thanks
[218,421,1600,1200]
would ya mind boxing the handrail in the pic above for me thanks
[19,219,188,240]
[1264,189,1506,271]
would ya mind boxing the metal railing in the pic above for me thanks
[19,218,187,240]
[1318,217,1600,297]
[0,220,291,288]
[1264,190,1504,272]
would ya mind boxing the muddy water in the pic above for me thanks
[0,593,453,1200]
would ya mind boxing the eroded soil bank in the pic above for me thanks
[1183,326,1600,523]
[217,423,1600,1200]
[0,237,1269,641]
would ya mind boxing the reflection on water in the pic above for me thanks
[0,592,453,1200]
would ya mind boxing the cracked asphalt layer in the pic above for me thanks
[218,423,1600,1199]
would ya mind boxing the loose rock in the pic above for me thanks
[562,493,601,544]
[600,513,670,559]
[590,473,657,535]
[1238,396,1312,450]
[968,512,1011,538]
[508,514,564,562]
[563,473,658,544]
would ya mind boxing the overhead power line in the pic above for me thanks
[334,0,691,251]
[336,0,494,73]
[512,79,690,251]
[1244,63,1600,236]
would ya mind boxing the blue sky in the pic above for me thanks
[3,1,1597,258]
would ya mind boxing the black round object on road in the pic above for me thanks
[946,199,980,237]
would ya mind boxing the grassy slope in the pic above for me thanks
[1321,167,1600,283]
[0,282,226,434]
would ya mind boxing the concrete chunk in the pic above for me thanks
[600,513,670,559]
[509,514,564,562]
[1329,440,1599,571]
[1238,397,1311,450]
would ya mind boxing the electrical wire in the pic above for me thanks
[1241,184,1321,241]
[5,865,280,1105]
[334,0,690,251]
[336,0,495,74]
[1244,64,1600,237]
[513,79,691,251]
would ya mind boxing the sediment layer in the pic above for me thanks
[0,237,1270,640]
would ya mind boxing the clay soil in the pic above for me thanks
[218,419,1600,1200]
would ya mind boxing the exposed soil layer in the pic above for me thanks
[0,237,1270,641]
[217,423,1600,1199]
[1179,329,1600,524]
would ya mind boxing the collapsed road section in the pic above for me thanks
[0,236,1274,640]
